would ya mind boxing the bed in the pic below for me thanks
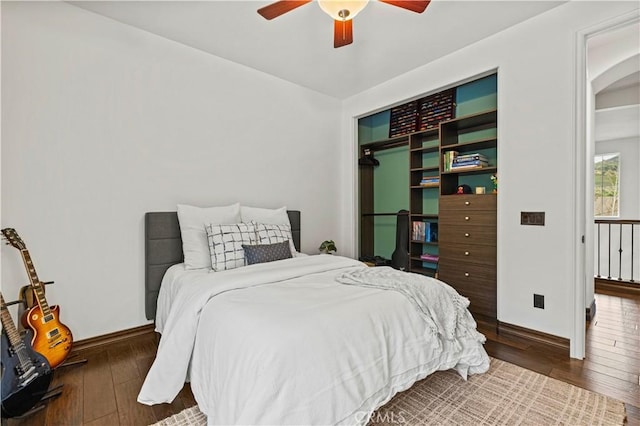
[138,209,490,425]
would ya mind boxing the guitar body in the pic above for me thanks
[1,330,53,418]
[1,227,74,369]
[22,304,72,369]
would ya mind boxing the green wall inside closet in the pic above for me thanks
[359,73,497,260]
[372,146,409,258]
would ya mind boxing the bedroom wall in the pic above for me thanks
[1,2,342,340]
[339,2,640,344]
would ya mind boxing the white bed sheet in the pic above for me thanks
[140,255,489,425]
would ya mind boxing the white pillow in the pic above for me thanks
[206,223,257,272]
[177,203,241,270]
[240,206,290,226]
[254,222,297,256]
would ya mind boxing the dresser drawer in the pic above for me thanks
[438,261,496,318]
[439,243,496,266]
[439,261,496,282]
[439,195,496,212]
[438,210,496,226]
[439,225,496,245]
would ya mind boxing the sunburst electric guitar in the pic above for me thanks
[1,292,53,418]
[1,228,73,368]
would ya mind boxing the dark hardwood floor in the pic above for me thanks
[5,289,639,426]
[480,289,640,425]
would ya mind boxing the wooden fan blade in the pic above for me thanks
[334,19,353,48]
[257,1,312,20]
[378,0,431,13]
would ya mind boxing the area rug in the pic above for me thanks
[150,358,626,425]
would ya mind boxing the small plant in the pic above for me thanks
[490,174,498,192]
[319,240,337,254]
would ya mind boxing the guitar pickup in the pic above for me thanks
[49,338,68,349]
[17,365,37,387]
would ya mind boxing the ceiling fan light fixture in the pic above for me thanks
[318,0,369,21]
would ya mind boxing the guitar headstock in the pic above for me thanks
[1,228,26,250]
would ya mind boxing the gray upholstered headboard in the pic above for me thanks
[144,210,301,320]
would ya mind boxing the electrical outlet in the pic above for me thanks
[534,294,545,309]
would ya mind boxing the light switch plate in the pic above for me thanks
[521,212,545,226]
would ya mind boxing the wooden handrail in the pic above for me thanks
[594,219,640,225]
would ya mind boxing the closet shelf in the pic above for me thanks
[441,166,497,176]
[410,145,439,154]
[410,166,439,173]
[440,136,497,152]
[361,212,409,217]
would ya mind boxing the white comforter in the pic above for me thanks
[138,255,490,425]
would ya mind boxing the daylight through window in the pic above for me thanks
[594,153,620,217]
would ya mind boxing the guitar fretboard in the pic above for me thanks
[0,293,34,371]
[0,294,23,347]
[21,249,52,318]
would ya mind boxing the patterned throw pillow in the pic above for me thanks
[206,223,257,271]
[243,241,293,265]
[254,223,297,255]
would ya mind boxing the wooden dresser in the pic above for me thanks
[438,194,497,321]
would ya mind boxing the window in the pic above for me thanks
[594,153,620,217]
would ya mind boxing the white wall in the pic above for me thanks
[1,2,342,340]
[596,82,640,109]
[339,2,640,341]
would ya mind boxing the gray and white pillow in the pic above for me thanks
[254,222,297,255]
[206,223,257,271]
[243,241,292,265]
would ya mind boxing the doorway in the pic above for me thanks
[574,12,640,359]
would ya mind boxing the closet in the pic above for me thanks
[358,73,498,322]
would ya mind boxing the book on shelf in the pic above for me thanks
[420,176,439,187]
[419,254,439,262]
[443,150,459,172]
[413,221,438,242]
[424,222,438,242]
[454,153,488,163]
[412,221,425,241]
[452,159,489,166]
[450,160,489,170]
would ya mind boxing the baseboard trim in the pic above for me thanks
[497,321,570,355]
[71,323,156,353]
[595,278,640,297]
[586,298,596,322]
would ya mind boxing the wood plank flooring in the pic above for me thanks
[5,290,639,426]
[480,290,640,425]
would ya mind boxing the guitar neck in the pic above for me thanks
[20,250,51,316]
[0,292,40,386]
[0,294,24,349]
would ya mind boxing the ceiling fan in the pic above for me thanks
[257,0,431,48]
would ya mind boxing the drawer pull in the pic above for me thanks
[465,201,470,206]
[464,272,470,277]
[465,216,470,221]
[464,233,470,237]
[464,251,469,256]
